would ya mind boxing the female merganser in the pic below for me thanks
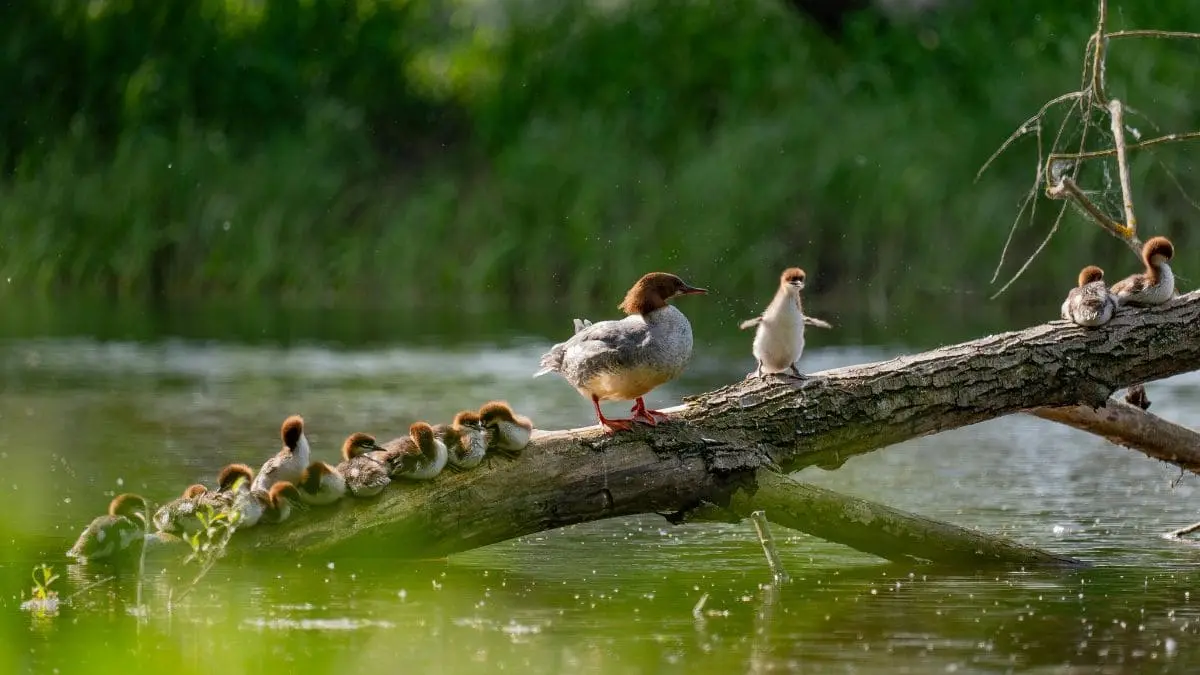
[739,267,831,378]
[534,272,707,432]
[478,401,533,455]
[335,432,392,498]
[66,493,150,563]
[438,410,489,471]
[1060,265,1118,327]
[251,415,310,493]
[259,481,304,525]
[152,483,210,535]
[1110,236,1175,306]
[297,461,347,506]
[384,422,447,481]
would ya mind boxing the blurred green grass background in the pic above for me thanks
[1,0,1197,316]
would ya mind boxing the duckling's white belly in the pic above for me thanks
[752,312,805,372]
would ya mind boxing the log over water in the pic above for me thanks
[237,291,1200,564]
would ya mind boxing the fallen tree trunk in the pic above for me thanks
[239,291,1200,562]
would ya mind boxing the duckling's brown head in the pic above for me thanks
[268,481,302,507]
[217,463,255,492]
[409,422,438,457]
[280,415,305,451]
[1144,236,1174,266]
[780,267,806,291]
[341,432,380,461]
[181,484,208,499]
[108,493,149,519]
[299,462,333,493]
[1077,265,1104,287]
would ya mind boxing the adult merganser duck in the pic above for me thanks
[1110,236,1175,306]
[297,461,346,506]
[335,432,391,498]
[383,422,447,481]
[152,483,210,535]
[738,267,831,378]
[438,410,489,471]
[251,415,310,493]
[66,493,150,563]
[534,272,707,432]
[1061,265,1118,327]
[477,401,533,455]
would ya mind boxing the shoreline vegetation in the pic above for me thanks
[1,0,1196,317]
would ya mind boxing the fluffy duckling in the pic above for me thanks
[535,272,707,431]
[739,267,832,378]
[1061,265,1118,327]
[251,415,311,493]
[478,401,533,456]
[438,410,489,472]
[66,493,150,563]
[201,463,255,509]
[383,422,448,481]
[335,432,392,498]
[1110,236,1175,306]
[259,482,304,525]
[297,461,346,506]
[152,483,210,535]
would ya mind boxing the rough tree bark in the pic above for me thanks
[237,291,1200,563]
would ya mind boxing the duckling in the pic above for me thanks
[251,415,311,493]
[535,272,707,431]
[335,432,392,498]
[259,481,304,525]
[1110,236,1175,306]
[201,463,255,509]
[438,410,489,472]
[739,267,830,379]
[66,493,150,563]
[152,483,210,535]
[383,422,448,481]
[297,461,346,506]
[1061,265,1118,327]
[478,401,533,456]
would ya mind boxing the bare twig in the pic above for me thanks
[1108,99,1138,238]
[1046,177,1141,253]
[1107,30,1200,41]
[1047,131,1200,164]
[749,511,791,585]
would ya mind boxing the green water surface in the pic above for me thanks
[2,299,1199,674]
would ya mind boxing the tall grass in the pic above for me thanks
[1,0,1197,316]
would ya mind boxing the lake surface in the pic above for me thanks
[3,299,1200,674]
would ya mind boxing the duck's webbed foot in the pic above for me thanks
[631,397,671,425]
[593,396,637,434]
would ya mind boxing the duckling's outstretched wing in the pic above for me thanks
[803,315,833,329]
[738,316,762,330]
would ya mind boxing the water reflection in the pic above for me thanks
[2,314,1200,673]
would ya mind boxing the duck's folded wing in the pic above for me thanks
[561,319,650,369]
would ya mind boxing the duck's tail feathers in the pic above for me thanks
[572,318,593,334]
[533,346,564,378]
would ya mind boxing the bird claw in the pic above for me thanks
[601,418,636,434]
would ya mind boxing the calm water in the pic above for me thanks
[3,300,1200,674]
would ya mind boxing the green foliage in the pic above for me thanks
[20,564,60,616]
[1,0,1198,313]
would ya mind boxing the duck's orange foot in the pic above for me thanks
[600,418,636,434]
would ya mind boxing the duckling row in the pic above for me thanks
[66,401,535,563]
[1061,236,1175,327]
